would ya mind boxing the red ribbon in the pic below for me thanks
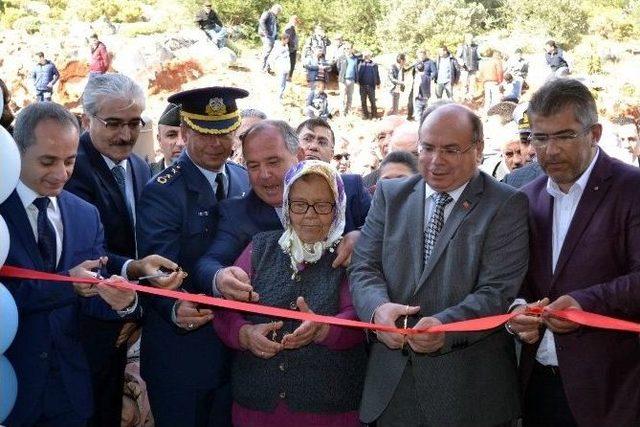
[1,265,639,335]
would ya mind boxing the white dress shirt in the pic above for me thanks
[16,181,63,265]
[535,149,600,366]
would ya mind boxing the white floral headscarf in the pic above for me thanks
[278,160,346,275]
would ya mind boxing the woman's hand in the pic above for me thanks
[239,321,284,359]
[281,297,330,349]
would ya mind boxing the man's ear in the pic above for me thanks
[591,123,603,146]
[296,147,305,161]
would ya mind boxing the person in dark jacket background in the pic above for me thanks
[31,52,60,102]
[258,4,282,72]
[357,50,380,120]
[284,15,300,80]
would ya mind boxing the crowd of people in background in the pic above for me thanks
[1,3,640,427]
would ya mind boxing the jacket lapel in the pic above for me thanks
[533,180,554,293]
[415,173,484,294]
[405,179,426,286]
[551,153,612,285]
[182,154,216,212]
[225,164,247,199]
[1,191,44,269]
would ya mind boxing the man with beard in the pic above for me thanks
[65,73,151,426]
[150,103,185,176]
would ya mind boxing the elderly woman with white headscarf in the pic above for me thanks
[214,160,366,427]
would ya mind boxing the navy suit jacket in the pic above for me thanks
[136,152,250,390]
[64,132,151,376]
[519,151,640,426]
[194,173,371,295]
[1,190,125,425]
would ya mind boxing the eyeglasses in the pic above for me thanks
[93,115,146,132]
[418,142,477,160]
[528,125,594,147]
[289,200,335,215]
[333,153,350,161]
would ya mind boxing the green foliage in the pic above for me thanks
[500,0,590,49]
[72,0,146,23]
[376,0,488,54]
[590,8,635,41]
[0,0,27,28]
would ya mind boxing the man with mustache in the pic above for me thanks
[65,73,152,427]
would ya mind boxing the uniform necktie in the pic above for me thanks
[424,192,453,263]
[33,197,57,272]
[112,164,133,222]
[215,173,225,202]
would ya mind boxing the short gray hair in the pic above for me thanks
[528,78,597,127]
[82,73,145,117]
[240,108,267,120]
[240,119,299,155]
[13,102,80,154]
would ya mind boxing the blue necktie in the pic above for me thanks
[112,165,133,222]
[215,173,225,201]
[33,197,57,272]
[424,192,453,264]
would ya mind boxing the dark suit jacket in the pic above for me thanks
[520,151,640,427]
[1,190,127,425]
[195,173,372,295]
[66,132,151,270]
[149,158,167,177]
[64,132,150,381]
[349,173,528,425]
[137,152,249,391]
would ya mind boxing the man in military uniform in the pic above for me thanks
[136,87,250,427]
[150,103,185,176]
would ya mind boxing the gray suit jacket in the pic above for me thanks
[503,161,543,188]
[349,172,529,426]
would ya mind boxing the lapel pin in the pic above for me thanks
[197,211,209,217]
[593,186,599,191]
[462,200,471,210]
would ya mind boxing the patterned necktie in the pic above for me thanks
[112,165,133,221]
[424,192,453,264]
[215,173,225,202]
[33,197,57,272]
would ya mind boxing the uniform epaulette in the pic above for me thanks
[156,164,182,184]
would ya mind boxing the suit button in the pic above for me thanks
[279,392,286,399]
[39,352,48,359]
[289,301,297,310]
[279,363,285,372]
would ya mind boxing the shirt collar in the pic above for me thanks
[186,150,226,180]
[16,180,60,213]
[425,180,469,205]
[101,154,128,172]
[546,148,599,198]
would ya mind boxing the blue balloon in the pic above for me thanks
[0,282,18,354]
[0,355,17,422]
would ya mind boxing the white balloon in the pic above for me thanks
[0,215,8,267]
[0,126,21,204]
[0,282,18,354]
